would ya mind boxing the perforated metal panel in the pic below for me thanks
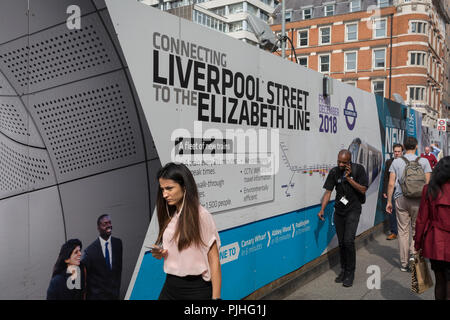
[28,70,145,182]
[0,0,161,299]
[0,134,56,199]
[0,96,45,147]
[0,12,121,95]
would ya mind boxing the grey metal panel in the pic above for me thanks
[124,67,158,160]
[99,8,128,68]
[147,159,162,218]
[0,71,16,95]
[93,0,108,11]
[0,96,45,147]
[0,12,122,95]
[0,0,28,45]
[29,0,97,34]
[27,187,66,299]
[0,134,56,199]
[27,70,146,183]
[59,163,150,299]
[0,187,65,299]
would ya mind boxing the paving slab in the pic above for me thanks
[284,231,435,300]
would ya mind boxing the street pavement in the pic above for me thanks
[284,230,436,300]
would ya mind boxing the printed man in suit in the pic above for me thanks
[82,214,123,300]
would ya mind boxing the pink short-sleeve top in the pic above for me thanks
[162,205,221,281]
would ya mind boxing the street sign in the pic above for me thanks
[437,118,447,131]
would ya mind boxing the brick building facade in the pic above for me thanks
[270,0,449,129]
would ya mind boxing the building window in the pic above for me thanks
[212,6,225,16]
[324,4,334,16]
[303,8,313,20]
[229,2,243,14]
[319,54,330,73]
[193,10,227,33]
[350,0,361,12]
[410,21,427,34]
[345,51,357,72]
[409,51,426,66]
[246,3,258,15]
[319,26,331,45]
[345,23,358,41]
[377,0,389,8]
[372,80,385,97]
[260,11,269,22]
[285,10,292,22]
[297,29,308,47]
[408,86,426,103]
[373,48,386,69]
[373,19,387,38]
[229,21,243,32]
[297,56,308,67]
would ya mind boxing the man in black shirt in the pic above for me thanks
[318,150,368,287]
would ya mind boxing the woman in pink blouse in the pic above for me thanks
[151,162,222,300]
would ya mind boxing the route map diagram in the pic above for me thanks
[280,142,334,197]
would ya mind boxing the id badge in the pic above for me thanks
[340,196,349,206]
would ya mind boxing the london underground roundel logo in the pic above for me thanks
[344,96,357,130]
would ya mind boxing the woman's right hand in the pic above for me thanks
[151,246,168,260]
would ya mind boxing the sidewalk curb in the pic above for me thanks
[244,221,388,300]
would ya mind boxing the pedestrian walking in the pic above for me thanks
[420,146,438,170]
[386,136,431,272]
[318,150,368,287]
[151,162,222,300]
[414,156,450,300]
[383,143,403,240]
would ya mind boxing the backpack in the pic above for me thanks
[399,156,426,198]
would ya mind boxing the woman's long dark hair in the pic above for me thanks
[155,162,203,251]
[51,239,82,278]
[427,156,450,200]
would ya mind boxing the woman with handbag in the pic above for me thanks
[151,162,222,300]
[415,156,450,300]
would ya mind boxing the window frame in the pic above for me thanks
[318,53,331,73]
[350,0,361,12]
[373,48,386,70]
[373,18,387,39]
[297,55,308,67]
[345,22,358,42]
[319,26,331,45]
[297,29,309,48]
[324,4,335,17]
[303,7,313,20]
[285,9,292,22]
[345,51,358,72]
[409,20,427,35]
[372,80,385,97]
[408,86,426,103]
[408,51,427,67]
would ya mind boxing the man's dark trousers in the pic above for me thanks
[334,209,361,275]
